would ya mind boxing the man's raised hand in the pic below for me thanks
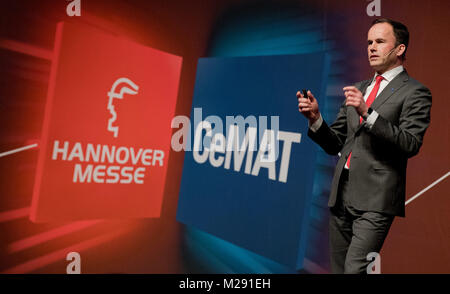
[297,90,320,124]
[343,86,368,117]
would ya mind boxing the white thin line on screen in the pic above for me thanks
[0,143,38,158]
[405,171,450,206]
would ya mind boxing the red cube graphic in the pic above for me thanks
[30,22,182,222]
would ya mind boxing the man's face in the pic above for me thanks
[367,23,400,73]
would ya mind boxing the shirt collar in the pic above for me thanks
[371,65,404,84]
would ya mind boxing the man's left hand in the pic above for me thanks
[343,86,368,117]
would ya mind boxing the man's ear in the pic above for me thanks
[396,44,406,58]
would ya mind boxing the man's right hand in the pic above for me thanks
[297,90,320,124]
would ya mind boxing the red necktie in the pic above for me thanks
[345,75,384,169]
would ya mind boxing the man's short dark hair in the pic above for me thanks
[371,18,409,60]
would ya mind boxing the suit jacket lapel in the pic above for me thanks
[358,79,372,96]
[370,70,409,110]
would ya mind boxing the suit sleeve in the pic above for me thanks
[308,99,348,156]
[367,85,432,158]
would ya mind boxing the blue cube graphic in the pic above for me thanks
[177,53,330,269]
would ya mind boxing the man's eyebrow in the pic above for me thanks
[367,38,387,43]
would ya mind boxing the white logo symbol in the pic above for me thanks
[107,78,139,138]
[366,0,381,17]
[66,0,81,17]
[66,252,81,274]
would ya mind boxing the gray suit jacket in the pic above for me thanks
[308,70,432,217]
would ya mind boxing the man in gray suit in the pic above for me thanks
[297,18,432,274]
